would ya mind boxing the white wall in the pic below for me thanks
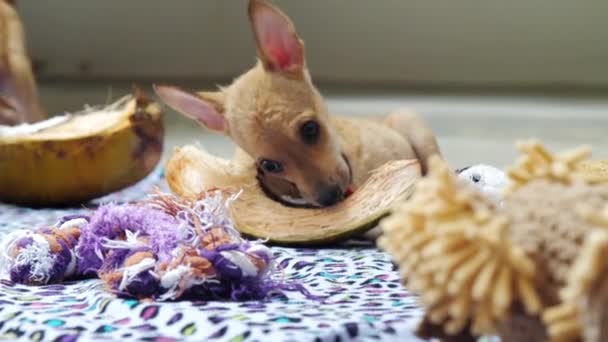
[16,0,608,87]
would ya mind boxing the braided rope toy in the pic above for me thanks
[0,189,314,301]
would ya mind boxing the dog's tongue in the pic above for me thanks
[345,184,355,198]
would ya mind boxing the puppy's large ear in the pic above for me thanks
[153,85,226,132]
[248,0,304,74]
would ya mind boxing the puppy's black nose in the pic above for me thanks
[317,185,344,207]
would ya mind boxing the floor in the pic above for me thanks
[38,81,608,170]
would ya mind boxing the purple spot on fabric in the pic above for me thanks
[153,337,179,342]
[34,291,63,296]
[207,326,228,339]
[131,323,156,331]
[56,334,79,342]
[68,303,88,310]
[140,305,160,320]
[166,313,182,325]
[239,302,265,309]
[344,322,359,338]
[207,316,224,324]
[279,326,307,330]
[113,318,130,325]
[292,261,314,270]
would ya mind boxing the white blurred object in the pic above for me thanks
[0,114,70,137]
[457,164,508,202]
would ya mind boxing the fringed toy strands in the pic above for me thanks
[506,139,591,193]
[0,189,319,302]
[544,205,608,342]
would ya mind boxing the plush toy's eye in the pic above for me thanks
[300,120,320,144]
[471,173,481,183]
[260,159,283,173]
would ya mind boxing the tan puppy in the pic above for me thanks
[155,0,440,208]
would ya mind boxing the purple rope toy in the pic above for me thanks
[0,189,322,301]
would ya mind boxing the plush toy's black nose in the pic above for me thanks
[317,185,344,207]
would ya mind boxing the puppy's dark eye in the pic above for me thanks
[471,173,481,183]
[260,159,283,173]
[300,120,320,144]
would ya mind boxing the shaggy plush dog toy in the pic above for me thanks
[380,141,608,342]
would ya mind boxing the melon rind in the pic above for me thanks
[0,94,164,206]
[166,145,420,245]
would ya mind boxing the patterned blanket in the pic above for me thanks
[0,169,425,342]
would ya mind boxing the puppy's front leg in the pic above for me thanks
[363,226,383,241]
